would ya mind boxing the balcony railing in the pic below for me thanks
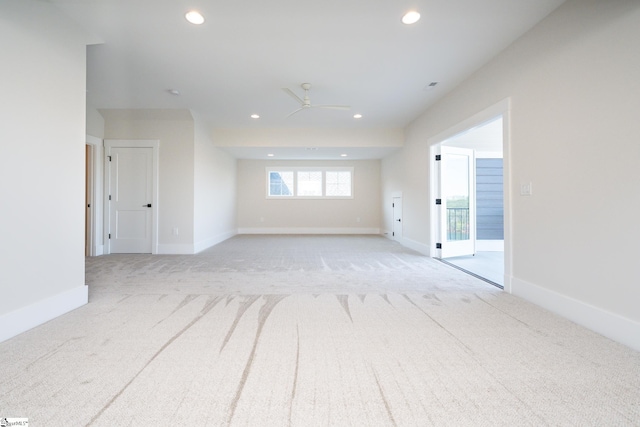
[447,208,470,241]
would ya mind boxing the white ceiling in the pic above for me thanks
[443,117,503,153]
[49,0,564,157]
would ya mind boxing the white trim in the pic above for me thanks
[104,140,160,254]
[237,227,380,235]
[85,135,103,257]
[266,167,354,199]
[157,244,195,255]
[0,285,88,344]
[512,277,640,352]
[157,231,237,254]
[194,230,237,253]
[395,236,430,256]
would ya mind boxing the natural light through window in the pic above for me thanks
[267,168,353,199]
[268,171,294,196]
[297,171,323,196]
[326,171,351,197]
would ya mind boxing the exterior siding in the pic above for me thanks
[476,158,503,240]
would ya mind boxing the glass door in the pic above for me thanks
[437,146,475,258]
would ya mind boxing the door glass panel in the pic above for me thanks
[444,154,470,241]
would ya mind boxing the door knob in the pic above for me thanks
[142,203,152,207]
[396,219,401,222]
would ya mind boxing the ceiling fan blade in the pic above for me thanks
[282,88,304,105]
[313,105,351,110]
[286,107,304,117]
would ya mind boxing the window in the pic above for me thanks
[268,171,294,196]
[267,167,353,199]
[296,171,323,196]
[326,171,351,197]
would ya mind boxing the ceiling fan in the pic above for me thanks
[282,83,350,117]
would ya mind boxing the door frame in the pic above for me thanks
[429,99,512,292]
[104,139,159,255]
[86,135,103,256]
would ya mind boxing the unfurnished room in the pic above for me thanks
[1,0,639,425]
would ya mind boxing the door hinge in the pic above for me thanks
[109,195,111,201]
[108,233,111,239]
[108,156,112,161]
[436,243,442,249]
[435,154,441,161]
[392,232,395,236]
[435,199,441,205]
[392,203,395,208]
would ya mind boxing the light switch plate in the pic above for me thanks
[520,182,533,196]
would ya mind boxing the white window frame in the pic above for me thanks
[266,167,354,199]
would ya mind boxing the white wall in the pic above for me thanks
[382,0,640,349]
[213,128,404,148]
[193,112,237,252]
[102,109,196,253]
[237,160,381,233]
[0,0,91,342]
[87,105,105,138]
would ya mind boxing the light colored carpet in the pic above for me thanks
[1,235,639,426]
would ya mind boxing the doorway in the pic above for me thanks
[430,101,511,290]
[85,135,103,256]
[104,140,159,254]
[85,144,92,256]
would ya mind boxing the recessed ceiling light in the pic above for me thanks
[340,154,348,157]
[402,11,420,25]
[353,114,363,119]
[185,11,205,25]
[250,114,260,119]
[267,153,274,157]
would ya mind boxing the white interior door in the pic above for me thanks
[392,197,402,239]
[108,147,153,253]
[437,146,476,258]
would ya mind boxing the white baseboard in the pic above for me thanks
[194,230,236,253]
[0,285,88,344]
[512,277,640,352]
[380,232,430,256]
[157,231,238,254]
[396,236,431,256]
[93,244,104,256]
[237,227,381,235]
[156,244,195,255]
